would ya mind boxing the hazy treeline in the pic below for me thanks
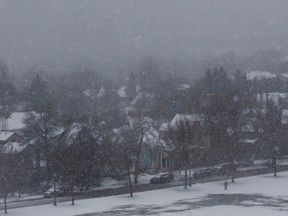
[0,52,287,208]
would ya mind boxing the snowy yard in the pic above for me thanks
[5,171,288,216]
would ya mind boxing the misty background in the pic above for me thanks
[2,1,288,204]
[1,0,288,79]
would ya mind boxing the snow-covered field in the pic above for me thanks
[5,171,288,216]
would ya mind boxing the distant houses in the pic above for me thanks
[0,112,32,162]
[0,112,28,152]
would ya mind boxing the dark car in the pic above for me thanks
[150,177,160,184]
[150,173,174,184]
[216,163,237,175]
[44,185,70,198]
[159,174,174,183]
[262,159,272,167]
[237,160,254,168]
[193,168,217,179]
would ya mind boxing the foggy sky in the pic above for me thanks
[1,0,288,73]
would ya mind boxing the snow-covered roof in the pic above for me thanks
[170,114,204,127]
[246,71,276,80]
[97,87,105,98]
[238,138,258,144]
[0,131,15,142]
[241,121,255,132]
[84,89,98,99]
[159,123,169,131]
[143,127,159,147]
[60,123,101,146]
[178,84,190,90]
[5,112,28,130]
[117,86,127,97]
[2,142,28,153]
[52,127,65,137]
[281,73,288,79]
[65,123,84,146]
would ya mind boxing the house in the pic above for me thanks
[0,112,30,136]
[139,125,169,170]
[169,113,210,149]
[236,109,264,160]
[0,131,24,145]
[112,118,171,171]
[158,114,211,168]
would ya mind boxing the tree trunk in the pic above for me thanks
[272,157,277,177]
[53,177,57,206]
[71,185,75,205]
[273,165,277,177]
[184,168,188,189]
[36,149,41,177]
[19,189,21,198]
[4,193,7,214]
[134,134,145,185]
[127,166,133,197]
[188,165,192,187]
[133,161,138,184]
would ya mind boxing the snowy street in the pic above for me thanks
[4,171,288,216]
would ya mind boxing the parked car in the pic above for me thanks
[159,174,174,183]
[44,185,70,198]
[262,159,272,167]
[193,167,218,179]
[150,173,174,184]
[216,163,237,175]
[237,159,254,168]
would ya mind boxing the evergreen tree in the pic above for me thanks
[196,67,247,163]
[138,56,161,94]
[126,72,137,102]
[27,74,51,113]
[262,101,281,176]
[0,61,15,116]
[0,150,19,214]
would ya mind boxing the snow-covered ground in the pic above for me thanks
[5,171,288,216]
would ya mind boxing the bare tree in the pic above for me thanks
[115,126,137,197]
[262,102,281,177]
[0,61,15,116]
[51,123,103,205]
[24,109,57,181]
[168,118,204,189]
[128,117,154,184]
[0,146,20,214]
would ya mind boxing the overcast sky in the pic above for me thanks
[1,0,288,73]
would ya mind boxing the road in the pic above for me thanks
[1,165,287,211]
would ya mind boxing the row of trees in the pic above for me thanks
[0,147,32,213]
[0,58,286,210]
